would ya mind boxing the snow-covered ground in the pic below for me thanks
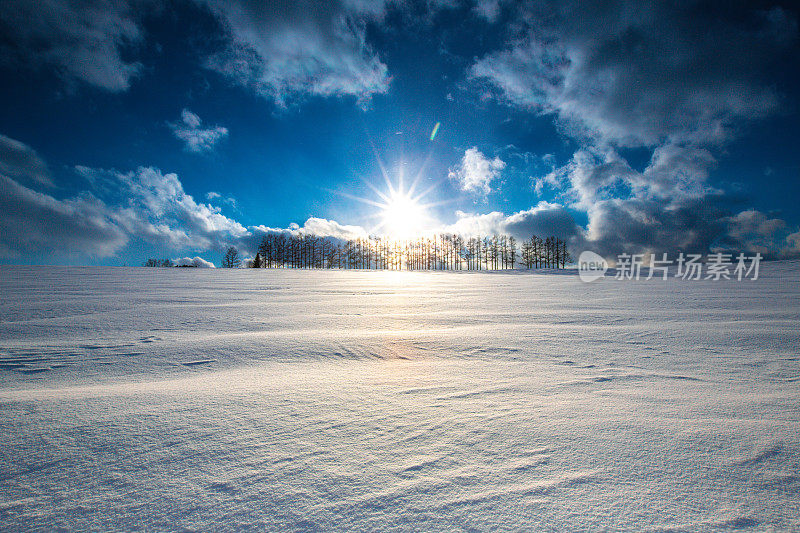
[1,264,798,531]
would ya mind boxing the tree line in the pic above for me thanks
[241,234,571,270]
[143,258,174,267]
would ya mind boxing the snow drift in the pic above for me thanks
[0,264,798,530]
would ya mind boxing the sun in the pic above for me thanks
[381,190,426,238]
[357,158,445,239]
[331,166,443,239]
[328,140,455,238]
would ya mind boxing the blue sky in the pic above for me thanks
[1,0,799,265]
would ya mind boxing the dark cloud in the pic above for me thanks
[585,196,729,256]
[583,196,800,260]
[0,174,127,258]
[717,209,796,258]
[544,148,800,259]
[471,1,797,148]
[0,134,52,187]
[0,0,393,104]
[469,0,799,258]
[0,0,146,91]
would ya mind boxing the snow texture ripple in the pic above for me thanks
[0,264,799,531]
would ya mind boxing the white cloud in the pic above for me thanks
[786,231,800,256]
[249,217,367,243]
[448,147,506,196]
[512,144,800,259]
[2,133,798,262]
[0,157,373,260]
[544,145,718,212]
[169,109,229,153]
[0,149,253,259]
[0,0,145,92]
[200,0,391,106]
[205,191,237,209]
[473,0,501,22]
[297,217,368,240]
[444,202,582,242]
[173,256,215,268]
[0,134,374,260]
[639,144,718,201]
[100,166,249,249]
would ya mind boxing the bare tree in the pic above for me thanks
[559,239,572,268]
[222,246,241,268]
[246,232,567,272]
[144,258,173,267]
[521,239,532,268]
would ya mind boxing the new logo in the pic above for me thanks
[578,251,608,282]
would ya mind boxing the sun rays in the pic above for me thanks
[326,129,455,239]
[361,156,455,238]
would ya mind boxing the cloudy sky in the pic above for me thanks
[1,0,799,265]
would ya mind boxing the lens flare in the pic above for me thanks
[430,122,441,141]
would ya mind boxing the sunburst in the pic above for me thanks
[362,154,453,239]
[323,127,456,239]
